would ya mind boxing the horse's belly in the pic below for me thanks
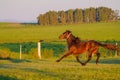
[78,48,86,53]
[72,47,86,54]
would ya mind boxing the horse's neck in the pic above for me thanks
[67,35,76,49]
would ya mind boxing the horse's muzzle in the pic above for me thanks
[59,36,61,39]
[59,35,63,39]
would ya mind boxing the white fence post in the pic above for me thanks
[20,44,22,60]
[38,42,41,59]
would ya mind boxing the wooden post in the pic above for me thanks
[115,42,118,57]
[20,44,22,60]
[38,42,41,59]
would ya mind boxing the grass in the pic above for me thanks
[0,22,120,43]
[0,58,120,80]
[0,22,120,80]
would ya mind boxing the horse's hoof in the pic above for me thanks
[82,63,86,66]
[96,63,99,66]
[56,60,60,62]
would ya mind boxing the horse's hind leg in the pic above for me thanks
[83,54,92,65]
[56,51,72,62]
[96,52,100,65]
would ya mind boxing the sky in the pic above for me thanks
[0,0,120,22]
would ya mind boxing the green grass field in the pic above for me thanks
[0,22,120,43]
[0,22,120,80]
[0,58,120,80]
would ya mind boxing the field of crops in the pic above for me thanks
[0,22,120,80]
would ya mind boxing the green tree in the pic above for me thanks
[110,10,119,21]
[97,7,113,22]
[48,11,58,25]
[37,14,42,25]
[66,9,74,24]
[84,8,89,23]
[84,7,96,23]
[37,14,49,25]
[58,10,66,24]
[89,7,96,23]
[37,7,119,25]
[73,8,83,23]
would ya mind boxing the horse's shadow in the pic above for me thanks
[64,58,120,64]
[97,58,120,64]
[82,58,120,64]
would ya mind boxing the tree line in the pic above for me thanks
[37,7,119,25]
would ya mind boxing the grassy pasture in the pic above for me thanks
[0,22,120,43]
[0,22,120,58]
[0,58,120,80]
[0,22,120,80]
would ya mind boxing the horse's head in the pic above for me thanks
[59,30,72,39]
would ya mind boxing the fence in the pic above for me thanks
[0,41,119,59]
[0,41,65,59]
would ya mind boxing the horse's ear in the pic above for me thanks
[66,30,71,33]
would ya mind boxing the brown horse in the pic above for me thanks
[56,30,118,66]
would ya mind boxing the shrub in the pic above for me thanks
[42,48,54,58]
[29,48,54,59]
[0,48,12,59]
[29,48,39,59]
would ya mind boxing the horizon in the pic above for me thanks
[0,0,120,23]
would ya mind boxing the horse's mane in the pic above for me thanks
[73,37,81,43]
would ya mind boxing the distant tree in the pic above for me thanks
[111,10,119,21]
[66,9,74,24]
[89,7,96,23]
[84,7,96,23]
[97,7,113,22]
[37,11,58,25]
[84,8,89,23]
[37,14,41,25]
[45,12,50,25]
[73,8,83,23]
[96,9,100,22]
[37,14,46,25]
[37,7,119,25]
[58,10,66,24]
[48,11,58,25]
[37,13,50,25]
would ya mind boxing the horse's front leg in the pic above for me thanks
[75,56,84,66]
[56,51,72,62]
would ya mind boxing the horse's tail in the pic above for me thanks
[97,42,117,51]
[97,42,120,56]
[98,42,120,56]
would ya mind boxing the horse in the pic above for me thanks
[56,30,118,66]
